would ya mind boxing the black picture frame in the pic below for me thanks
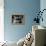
[12,15,24,25]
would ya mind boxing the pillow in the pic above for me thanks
[17,37,25,46]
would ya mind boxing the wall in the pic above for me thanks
[4,0,40,42]
[40,0,46,27]
[0,0,4,42]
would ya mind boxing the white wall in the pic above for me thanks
[40,0,46,27]
[0,0,4,42]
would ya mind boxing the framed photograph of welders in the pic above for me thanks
[12,14,24,25]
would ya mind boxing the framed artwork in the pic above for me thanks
[12,14,24,25]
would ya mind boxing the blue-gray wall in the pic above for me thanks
[4,0,40,42]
